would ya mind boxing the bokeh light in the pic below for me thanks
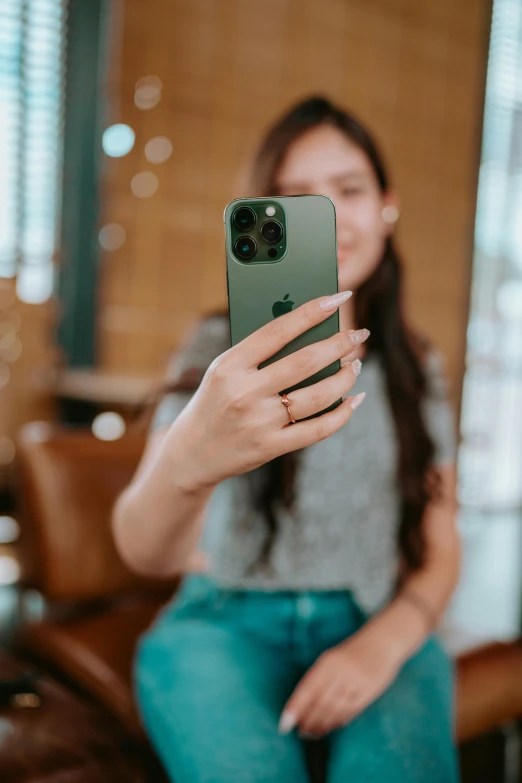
[145,136,173,164]
[134,75,162,110]
[0,437,15,465]
[99,223,126,251]
[0,516,20,544]
[0,331,16,351]
[135,75,163,92]
[0,310,21,333]
[16,265,54,304]
[135,92,161,110]
[1,336,22,363]
[92,412,126,441]
[102,123,135,157]
[0,556,21,586]
[131,171,159,198]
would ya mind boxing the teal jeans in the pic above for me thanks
[135,575,458,783]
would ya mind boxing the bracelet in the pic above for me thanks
[399,588,439,632]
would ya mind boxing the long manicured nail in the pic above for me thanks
[349,328,370,344]
[351,392,366,410]
[278,710,297,735]
[320,290,353,312]
[352,359,362,377]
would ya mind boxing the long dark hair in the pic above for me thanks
[244,96,436,574]
[159,96,437,575]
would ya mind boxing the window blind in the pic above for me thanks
[0,0,67,303]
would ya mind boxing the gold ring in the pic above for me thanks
[281,393,296,424]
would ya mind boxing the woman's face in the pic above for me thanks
[274,124,396,291]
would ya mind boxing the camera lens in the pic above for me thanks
[233,207,256,231]
[234,235,257,261]
[261,220,283,244]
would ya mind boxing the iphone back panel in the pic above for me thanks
[224,194,341,409]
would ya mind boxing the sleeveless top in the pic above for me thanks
[152,316,456,613]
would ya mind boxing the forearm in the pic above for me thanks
[112,431,215,577]
[364,464,460,667]
[369,542,460,667]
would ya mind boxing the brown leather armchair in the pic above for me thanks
[15,421,178,740]
[13,421,522,781]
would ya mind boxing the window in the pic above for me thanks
[459,0,522,512]
[0,0,67,303]
[450,0,522,641]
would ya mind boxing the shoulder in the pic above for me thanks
[409,333,451,402]
[415,340,457,465]
[165,313,231,386]
[423,347,451,402]
[149,313,230,431]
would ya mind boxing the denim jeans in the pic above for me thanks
[135,575,458,783]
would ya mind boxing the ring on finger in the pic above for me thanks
[280,392,297,424]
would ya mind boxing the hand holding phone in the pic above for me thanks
[163,295,368,494]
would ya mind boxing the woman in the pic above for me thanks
[113,96,460,782]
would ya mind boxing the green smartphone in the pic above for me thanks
[224,194,341,415]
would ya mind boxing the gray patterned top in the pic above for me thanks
[152,316,456,613]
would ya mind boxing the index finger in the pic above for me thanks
[233,290,352,369]
[279,666,327,734]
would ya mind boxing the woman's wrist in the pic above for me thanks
[398,587,439,633]
[161,420,217,496]
[368,596,431,668]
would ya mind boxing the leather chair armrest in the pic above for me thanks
[17,595,166,736]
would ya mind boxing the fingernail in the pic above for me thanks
[349,328,370,344]
[320,290,353,312]
[278,710,297,735]
[351,392,366,410]
[352,358,362,377]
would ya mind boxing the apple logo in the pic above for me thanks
[272,293,294,318]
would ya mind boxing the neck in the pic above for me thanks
[338,297,356,332]
[338,296,367,360]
